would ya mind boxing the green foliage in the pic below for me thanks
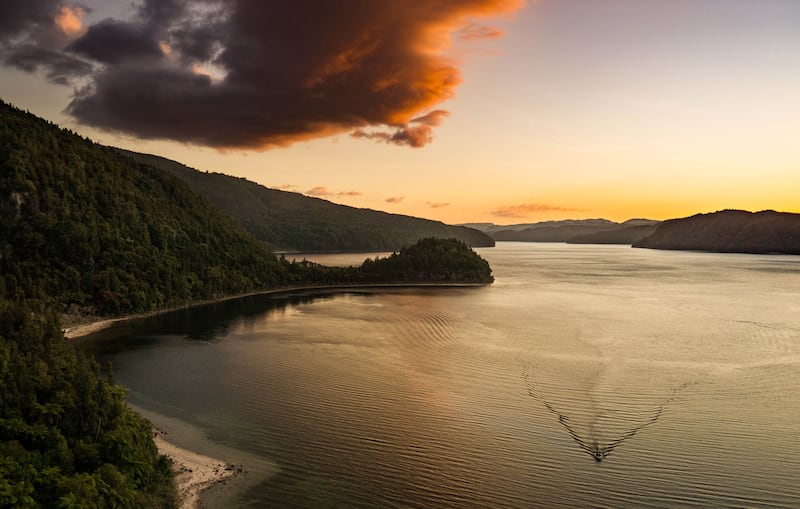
[0,301,178,508]
[358,237,494,283]
[0,100,290,317]
[0,101,493,508]
[122,150,495,252]
[282,238,494,286]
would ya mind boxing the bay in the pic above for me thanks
[78,242,800,508]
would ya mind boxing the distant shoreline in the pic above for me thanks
[64,282,487,339]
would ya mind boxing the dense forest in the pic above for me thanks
[1,101,292,318]
[284,237,494,286]
[120,150,494,252]
[1,100,493,507]
[0,301,177,508]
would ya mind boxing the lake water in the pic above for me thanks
[78,242,800,508]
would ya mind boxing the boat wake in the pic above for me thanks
[522,369,691,462]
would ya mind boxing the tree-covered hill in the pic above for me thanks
[1,100,290,317]
[0,301,177,508]
[285,237,494,286]
[119,150,495,252]
[0,101,493,507]
[633,210,800,254]
[359,237,494,284]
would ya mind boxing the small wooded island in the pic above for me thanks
[0,101,493,507]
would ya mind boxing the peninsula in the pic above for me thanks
[0,101,493,508]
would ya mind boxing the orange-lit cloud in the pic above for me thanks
[492,203,587,218]
[337,191,362,197]
[54,5,86,37]
[276,184,298,191]
[457,23,504,40]
[351,110,452,148]
[428,202,450,208]
[0,0,528,149]
[386,196,406,204]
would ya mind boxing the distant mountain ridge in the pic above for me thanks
[465,219,660,244]
[119,150,494,252]
[568,223,660,245]
[634,210,800,254]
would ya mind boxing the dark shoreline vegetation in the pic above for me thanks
[0,100,493,507]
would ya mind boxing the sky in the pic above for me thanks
[1,0,798,225]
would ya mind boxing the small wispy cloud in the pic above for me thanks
[304,186,362,198]
[276,184,298,191]
[386,196,405,204]
[491,203,587,218]
[427,202,450,208]
[305,186,330,196]
[456,23,504,41]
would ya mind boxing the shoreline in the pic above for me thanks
[153,430,241,509]
[64,282,487,339]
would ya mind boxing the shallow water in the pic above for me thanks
[79,243,800,508]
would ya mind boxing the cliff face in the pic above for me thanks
[633,210,800,254]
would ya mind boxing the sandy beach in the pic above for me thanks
[153,431,242,509]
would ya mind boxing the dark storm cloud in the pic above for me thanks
[6,44,93,84]
[0,0,61,37]
[0,1,94,83]
[2,0,524,149]
[68,19,163,64]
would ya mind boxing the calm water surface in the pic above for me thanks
[79,243,800,508]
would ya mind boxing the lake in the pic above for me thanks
[78,242,800,508]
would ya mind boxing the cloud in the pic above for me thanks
[0,0,94,83]
[305,186,331,197]
[54,5,86,37]
[386,196,405,204]
[456,23,504,41]
[275,184,298,191]
[428,202,450,208]
[0,0,525,149]
[5,43,93,84]
[351,109,452,148]
[491,203,587,218]
[304,186,362,197]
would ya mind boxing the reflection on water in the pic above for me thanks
[78,243,800,508]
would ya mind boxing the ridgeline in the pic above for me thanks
[119,150,494,252]
[0,100,493,508]
[633,210,800,254]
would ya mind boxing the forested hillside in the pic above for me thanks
[633,210,800,254]
[0,101,493,507]
[0,301,177,507]
[121,150,494,252]
[1,100,290,318]
[0,99,289,507]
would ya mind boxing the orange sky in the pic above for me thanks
[2,0,798,224]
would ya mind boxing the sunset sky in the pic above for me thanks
[2,0,798,224]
